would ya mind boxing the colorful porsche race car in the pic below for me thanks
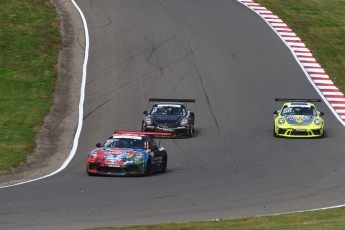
[86,130,170,176]
[142,98,196,137]
[273,98,325,138]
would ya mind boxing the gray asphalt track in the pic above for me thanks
[1,0,345,229]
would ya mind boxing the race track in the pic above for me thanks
[1,0,345,229]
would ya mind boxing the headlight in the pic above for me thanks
[278,118,285,125]
[180,118,189,126]
[134,152,144,161]
[90,150,98,158]
[314,119,321,125]
[144,116,153,125]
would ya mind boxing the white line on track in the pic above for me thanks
[0,0,89,189]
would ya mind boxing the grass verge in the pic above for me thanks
[87,207,345,229]
[0,0,61,172]
[255,0,345,93]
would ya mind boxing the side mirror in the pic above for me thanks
[320,112,324,117]
[96,143,102,148]
[273,111,279,118]
[143,111,148,115]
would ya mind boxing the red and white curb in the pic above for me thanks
[238,0,345,126]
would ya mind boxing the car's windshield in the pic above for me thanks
[281,106,317,116]
[103,138,146,150]
[150,105,186,115]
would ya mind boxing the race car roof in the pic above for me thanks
[112,135,142,140]
[154,103,183,107]
[286,102,313,107]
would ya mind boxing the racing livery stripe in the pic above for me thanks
[237,0,345,124]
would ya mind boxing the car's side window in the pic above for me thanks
[148,138,158,150]
[281,106,291,115]
[311,106,317,116]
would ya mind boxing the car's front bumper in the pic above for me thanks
[143,125,190,136]
[87,162,146,176]
[274,124,324,138]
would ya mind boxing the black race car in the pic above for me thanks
[142,98,195,137]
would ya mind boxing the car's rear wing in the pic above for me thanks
[114,130,171,137]
[149,98,195,103]
[275,98,321,103]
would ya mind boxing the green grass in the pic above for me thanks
[87,207,345,230]
[0,0,60,172]
[255,0,345,93]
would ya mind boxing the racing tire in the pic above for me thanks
[187,126,193,138]
[320,130,325,138]
[187,130,192,138]
[144,159,152,176]
[191,114,195,134]
[161,153,167,173]
[273,125,277,137]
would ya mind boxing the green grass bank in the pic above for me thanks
[86,206,345,230]
[0,0,60,172]
[256,0,345,93]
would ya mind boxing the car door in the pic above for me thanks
[148,138,162,172]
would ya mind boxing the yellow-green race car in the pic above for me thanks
[273,98,325,138]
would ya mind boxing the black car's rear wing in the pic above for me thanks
[149,98,195,103]
[275,98,321,103]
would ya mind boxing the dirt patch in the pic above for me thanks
[0,0,84,186]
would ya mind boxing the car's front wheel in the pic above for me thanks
[161,153,167,173]
[144,159,152,176]
[320,129,325,138]
[187,125,194,138]
[273,124,277,137]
